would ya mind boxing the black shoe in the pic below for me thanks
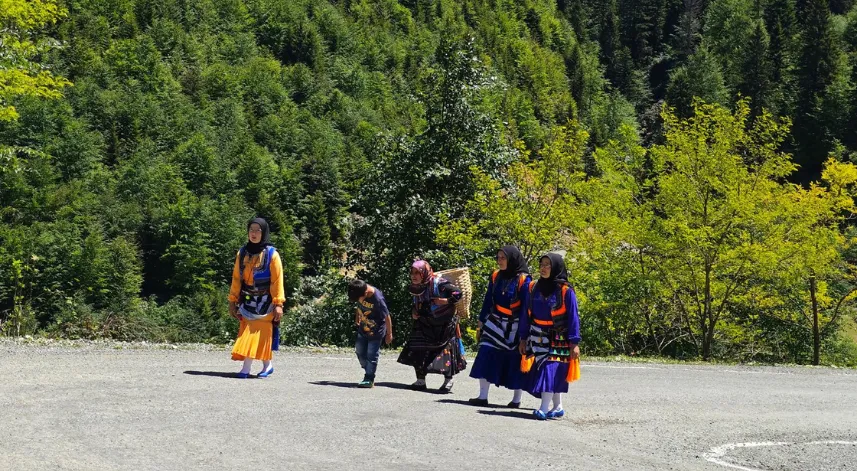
[410,380,428,391]
[438,377,454,394]
[506,401,521,409]
[468,398,489,407]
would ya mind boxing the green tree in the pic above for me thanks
[648,99,798,360]
[665,45,728,118]
[794,0,840,182]
[764,0,798,116]
[0,0,71,122]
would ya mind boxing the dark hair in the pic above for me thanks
[347,279,368,303]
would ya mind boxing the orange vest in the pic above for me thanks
[527,280,570,327]
[491,270,528,316]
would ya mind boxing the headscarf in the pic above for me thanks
[408,260,434,296]
[535,252,569,298]
[498,245,529,279]
[244,217,272,255]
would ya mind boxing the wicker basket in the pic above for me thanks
[436,267,472,319]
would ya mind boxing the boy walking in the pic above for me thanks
[348,279,393,388]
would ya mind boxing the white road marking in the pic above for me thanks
[703,440,857,470]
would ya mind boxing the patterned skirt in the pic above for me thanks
[397,317,466,377]
[522,324,571,396]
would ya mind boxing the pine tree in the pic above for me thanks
[764,0,798,116]
[598,0,634,94]
[665,44,729,118]
[794,0,839,182]
[739,20,773,118]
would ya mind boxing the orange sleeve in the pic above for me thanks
[269,251,285,306]
[228,252,242,303]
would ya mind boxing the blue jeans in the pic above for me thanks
[355,334,382,380]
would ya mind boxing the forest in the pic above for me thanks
[3,0,857,365]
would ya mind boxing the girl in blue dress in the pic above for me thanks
[519,253,581,420]
[468,246,531,407]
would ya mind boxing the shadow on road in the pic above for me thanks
[373,382,415,391]
[476,409,534,420]
[436,398,518,409]
[309,380,432,392]
[183,370,249,379]
[309,380,357,388]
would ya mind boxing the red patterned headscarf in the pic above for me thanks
[409,260,434,296]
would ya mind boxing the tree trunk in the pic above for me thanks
[811,275,820,366]
[702,263,713,361]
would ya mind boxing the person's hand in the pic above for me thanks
[273,305,283,322]
[477,321,483,330]
[412,311,419,319]
[385,332,393,345]
[229,303,240,320]
[570,344,580,360]
[518,339,527,356]
[432,298,447,306]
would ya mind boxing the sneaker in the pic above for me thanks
[506,401,521,409]
[468,398,489,407]
[547,408,565,419]
[439,377,454,394]
[533,409,548,421]
[357,378,374,388]
[410,379,428,391]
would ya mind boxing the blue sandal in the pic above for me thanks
[533,410,548,421]
[548,408,565,419]
[257,367,274,378]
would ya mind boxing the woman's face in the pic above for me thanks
[539,257,552,279]
[410,267,423,285]
[248,223,263,243]
[497,250,508,271]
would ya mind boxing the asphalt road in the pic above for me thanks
[2,340,856,471]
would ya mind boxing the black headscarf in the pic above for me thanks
[536,252,569,298]
[244,217,272,255]
[499,245,529,279]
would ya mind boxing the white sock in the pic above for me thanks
[512,389,523,403]
[478,378,490,400]
[539,393,552,413]
[551,393,563,412]
[262,360,272,373]
[239,358,253,374]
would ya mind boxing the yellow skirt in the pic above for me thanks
[231,313,274,361]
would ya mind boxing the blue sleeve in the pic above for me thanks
[518,281,532,342]
[478,277,493,324]
[567,288,581,344]
[515,275,531,341]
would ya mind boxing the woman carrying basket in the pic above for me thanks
[519,253,581,420]
[397,260,467,393]
[468,246,531,407]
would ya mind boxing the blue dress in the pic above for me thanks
[469,272,531,389]
[520,284,581,396]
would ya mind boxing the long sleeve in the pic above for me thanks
[567,287,581,344]
[518,281,532,341]
[438,280,462,303]
[478,277,494,324]
[228,252,242,303]
[269,251,285,305]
